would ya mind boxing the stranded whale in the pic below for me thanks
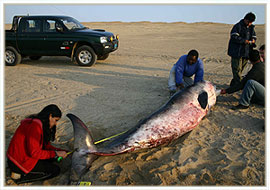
[67,81,219,182]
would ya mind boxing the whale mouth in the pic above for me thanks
[213,85,221,96]
[215,89,221,96]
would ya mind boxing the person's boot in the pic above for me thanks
[14,172,52,184]
[231,104,249,110]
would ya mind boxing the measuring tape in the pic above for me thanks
[94,130,127,144]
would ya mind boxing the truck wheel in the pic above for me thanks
[29,56,42,60]
[75,45,97,66]
[5,46,22,66]
[97,53,109,60]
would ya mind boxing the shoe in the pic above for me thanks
[231,104,249,110]
[11,172,21,180]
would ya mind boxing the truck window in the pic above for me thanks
[43,20,56,32]
[60,17,84,31]
[19,19,41,33]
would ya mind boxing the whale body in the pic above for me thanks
[67,81,218,182]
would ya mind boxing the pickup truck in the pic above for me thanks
[5,15,119,66]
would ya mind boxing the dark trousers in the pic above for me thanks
[230,57,249,86]
[8,158,60,184]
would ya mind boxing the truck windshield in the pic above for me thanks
[60,17,86,31]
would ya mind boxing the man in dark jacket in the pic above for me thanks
[228,12,257,87]
[221,49,265,110]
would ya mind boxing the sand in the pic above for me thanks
[4,22,265,187]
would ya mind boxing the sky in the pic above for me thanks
[4,4,266,24]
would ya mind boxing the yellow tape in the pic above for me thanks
[78,181,92,186]
[94,130,127,145]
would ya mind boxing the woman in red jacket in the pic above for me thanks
[7,104,68,184]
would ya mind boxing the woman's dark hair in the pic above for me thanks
[244,12,256,22]
[249,49,260,62]
[188,49,199,59]
[27,104,62,146]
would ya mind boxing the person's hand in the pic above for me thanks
[220,89,226,94]
[56,151,68,159]
[245,40,250,44]
[251,39,256,44]
[177,83,185,89]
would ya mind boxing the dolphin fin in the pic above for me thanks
[66,113,98,182]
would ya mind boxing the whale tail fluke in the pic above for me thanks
[66,113,98,182]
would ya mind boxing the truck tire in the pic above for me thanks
[5,46,22,66]
[29,56,42,60]
[97,53,109,60]
[75,45,97,66]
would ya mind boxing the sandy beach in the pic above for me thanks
[4,21,265,187]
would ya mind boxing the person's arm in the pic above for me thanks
[26,123,56,159]
[225,84,243,94]
[230,23,246,44]
[194,59,204,83]
[175,56,185,85]
[44,142,68,152]
[240,64,260,86]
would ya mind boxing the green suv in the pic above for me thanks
[5,15,119,66]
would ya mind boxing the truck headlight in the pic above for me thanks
[100,37,107,43]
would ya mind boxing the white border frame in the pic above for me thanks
[1,1,268,190]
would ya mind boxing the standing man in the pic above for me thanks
[168,49,204,96]
[228,12,257,87]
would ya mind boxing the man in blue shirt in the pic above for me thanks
[168,49,204,96]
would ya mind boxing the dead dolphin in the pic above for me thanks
[67,81,219,182]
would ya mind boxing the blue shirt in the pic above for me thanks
[175,54,204,85]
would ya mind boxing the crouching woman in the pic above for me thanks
[7,104,68,184]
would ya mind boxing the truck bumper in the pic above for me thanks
[93,40,119,56]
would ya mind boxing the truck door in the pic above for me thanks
[17,19,45,55]
[42,19,73,56]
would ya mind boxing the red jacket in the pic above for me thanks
[7,118,63,174]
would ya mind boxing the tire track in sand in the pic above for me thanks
[5,90,83,113]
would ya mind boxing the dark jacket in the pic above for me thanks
[226,61,264,94]
[228,19,256,58]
